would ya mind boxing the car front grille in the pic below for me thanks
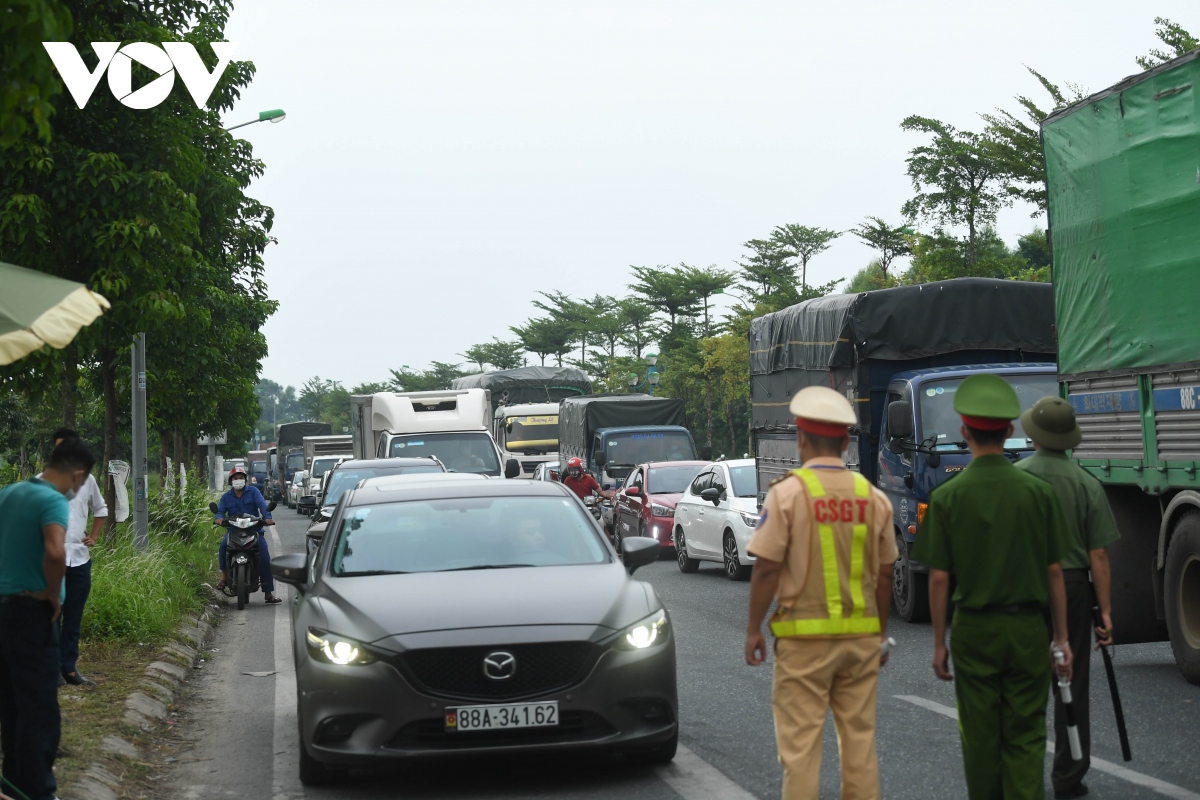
[520,461,540,473]
[395,642,595,701]
[385,710,615,750]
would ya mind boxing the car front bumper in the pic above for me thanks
[645,516,675,547]
[296,627,677,764]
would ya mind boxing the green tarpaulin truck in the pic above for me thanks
[1042,48,1200,683]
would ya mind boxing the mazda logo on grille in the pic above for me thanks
[482,651,516,680]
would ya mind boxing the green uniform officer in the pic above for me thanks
[912,373,1074,800]
[1016,395,1121,799]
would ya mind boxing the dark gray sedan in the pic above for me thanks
[271,475,677,786]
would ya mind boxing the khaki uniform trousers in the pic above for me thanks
[772,635,881,800]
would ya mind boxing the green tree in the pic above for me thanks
[850,217,911,280]
[628,265,701,328]
[510,317,572,366]
[844,261,900,293]
[900,116,1007,266]
[458,344,490,373]
[482,339,524,370]
[532,290,596,372]
[679,264,734,447]
[770,224,840,293]
[388,361,465,392]
[1137,17,1198,69]
[0,0,72,146]
[616,298,658,360]
[734,239,798,306]
[350,381,390,395]
[299,377,336,421]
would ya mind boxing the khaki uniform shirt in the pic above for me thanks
[748,458,898,636]
[1015,450,1120,570]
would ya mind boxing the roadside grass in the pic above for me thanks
[58,478,222,796]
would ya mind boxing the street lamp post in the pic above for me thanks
[627,354,661,395]
[224,108,286,132]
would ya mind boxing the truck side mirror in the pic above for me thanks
[505,459,522,479]
[699,445,713,461]
[887,400,914,441]
[595,451,607,467]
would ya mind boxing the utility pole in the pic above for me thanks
[131,332,149,551]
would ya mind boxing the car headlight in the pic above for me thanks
[650,503,673,517]
[740,511,759,526]
[614,609,669,651]
[306,628,377,666]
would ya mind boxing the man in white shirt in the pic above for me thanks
[50,429,107,686]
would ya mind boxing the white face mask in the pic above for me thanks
[231,479,246,490]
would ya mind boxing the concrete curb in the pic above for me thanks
[61,602,220,800]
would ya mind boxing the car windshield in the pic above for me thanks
[503,414,558,454]
[647,464,705,494]
[920,374,1059,451]
[331,496,608,574]
[286,453,304,470]
[310,457,340,478]
[728,465,758,497]
[388,432,501,475]
[604,431,695,467]
[323,466,442,507]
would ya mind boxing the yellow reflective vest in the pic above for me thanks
[769,468,882,638]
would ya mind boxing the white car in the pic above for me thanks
[288,470,308,510]
[671,458,759,580]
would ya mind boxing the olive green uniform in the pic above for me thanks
[913,454,1074,800]
[1016,450,1120,793]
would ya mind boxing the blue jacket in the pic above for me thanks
[215,485,271,525]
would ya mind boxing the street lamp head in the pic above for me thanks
[259,108,286,123]
[648,373,661,386]
[627,372,639,388]
[645,353,658,367]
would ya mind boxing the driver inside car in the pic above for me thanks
[214,466,281,604]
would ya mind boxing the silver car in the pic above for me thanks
[270,474,677,785]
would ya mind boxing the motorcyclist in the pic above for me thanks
[214,466,280,604]
[561,457,614,501]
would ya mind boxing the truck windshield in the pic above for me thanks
[311,457,340,478]
[921,374,1059,450]
[504,414,558,453]
[604,431,696,467]
[286,453,305,471]
[388,432,501,476]
[249,461,267,476]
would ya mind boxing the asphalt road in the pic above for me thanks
[163,508,1200,799]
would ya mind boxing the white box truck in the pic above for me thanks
[350,388,519,478]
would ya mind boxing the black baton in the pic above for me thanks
[1091,594,1132,762]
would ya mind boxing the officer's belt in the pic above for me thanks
[957,602,1043,615]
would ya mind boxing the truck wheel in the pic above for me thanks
[892,532,930,623]
[1165,511,1200,684]
[675,528,700,573]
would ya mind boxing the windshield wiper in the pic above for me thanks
[437,564,536,572]
[336,569,409,577]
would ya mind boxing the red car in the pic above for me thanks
[612,461,710,551]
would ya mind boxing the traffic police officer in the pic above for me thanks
[1016,395,1121,799]
[745,386,898,800]
[913,374,1074,800]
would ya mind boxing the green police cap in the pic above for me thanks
[953,373,1021,422]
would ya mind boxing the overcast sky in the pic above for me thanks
[221,1,1197,390]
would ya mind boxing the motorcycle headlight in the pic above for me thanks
[740,511,759,526]
[614,609,669,651]
[650,503,673,517]
[306,628,377,666]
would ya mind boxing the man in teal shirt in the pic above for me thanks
[0,437,94,800]
[1016,395,1121,799]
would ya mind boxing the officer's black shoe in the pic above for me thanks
[1054,783,1088,799]
[63,671,95,686]
[57,672,67,687]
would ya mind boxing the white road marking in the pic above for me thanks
[894,695,1200,800]
[656,743,758,800]
[270,527,305,800]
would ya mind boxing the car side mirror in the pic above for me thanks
[887,400,914,440]
[505,459,521,479]
[208,501,219,514]
[626,486,641,497]
[700,487,721,505]
[621,536,658,574]
[297,495,318,511]
[595,451,607,467]
[270,552,308,587]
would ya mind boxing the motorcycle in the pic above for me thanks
[209,500,276,611]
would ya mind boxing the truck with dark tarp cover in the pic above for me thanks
[451,366,592,476]
[559,394,698,530]
[1042,49,1200,682]
[750,277,1057,621]
[268,421,332,501]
